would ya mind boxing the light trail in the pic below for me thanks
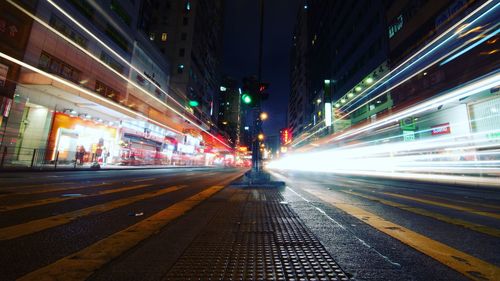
[0,51,185,134]
[291,1,498,148]
[6,0,232,149]
[340,1,498,113]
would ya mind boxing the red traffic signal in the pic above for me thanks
[258,83,269,93]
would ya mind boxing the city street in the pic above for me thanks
[0,168,498,280]
[271,171,500,280]
[0,168,245,280]
[0,0,499,280]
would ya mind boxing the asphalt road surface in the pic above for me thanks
[270,170,500,281]
[0,167,498,280]
[0,167,245,280]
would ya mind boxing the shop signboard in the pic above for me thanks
[399,117,416,130]
[431,123,451,135]
[129,43,169,100]
[1,96,12,117]
[403,130,415,141]
[0,63,8,87]
[177,143,195,154]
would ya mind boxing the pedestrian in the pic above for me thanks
[79,146,86,165]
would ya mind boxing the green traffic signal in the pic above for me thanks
[242,93,252,104]
[189,100,199,107]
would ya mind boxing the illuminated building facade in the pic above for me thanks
[0,0,230,168]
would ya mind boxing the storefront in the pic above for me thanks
[118,120,180,165]
[47,112,118,164]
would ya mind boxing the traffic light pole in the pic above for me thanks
[252,0,265,172]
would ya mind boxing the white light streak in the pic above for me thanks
[6,0,231,149]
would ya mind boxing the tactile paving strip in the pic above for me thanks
[164,188,349,281]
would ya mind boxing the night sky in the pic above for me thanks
[222,0,300,136]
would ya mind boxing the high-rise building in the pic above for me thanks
[386,0,489,108]
[289,3,309,138]
[218,76,241,148]
[141,0,225,129]
[289,0,390,146]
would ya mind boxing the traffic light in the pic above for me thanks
[188,100,199,107]
[241,77,270,107]
[241,92,253,105]
[258,83,268,93]
[259,82,270,101]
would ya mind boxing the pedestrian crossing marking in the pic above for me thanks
[0,184,153,212]
[16,184,229,281]
[305,188,500,281]
[343,190,500,238]
[0,185,185,240]
[382,191,500,220]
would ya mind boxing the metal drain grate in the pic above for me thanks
[164,188,349,281]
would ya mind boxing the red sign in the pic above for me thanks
[280,128,292,145]
[431,123,451,135]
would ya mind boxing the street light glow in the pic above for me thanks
[260,112,268,120]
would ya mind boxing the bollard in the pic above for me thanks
[30,149,37,168]
[54,151,59,170]
[0,146,7,168]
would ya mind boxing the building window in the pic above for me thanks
[181,32,187,40]
[161,32,167,41]
[179,48,185,57]
[110,0,131,26]
[105,24,130,52]
[177,64,184,73]
[38,52,81,83]
[49,14,88,48]
[67,0,95,20]
[95,80,123,103]
[183,17,188,26]
[100,52,125,74]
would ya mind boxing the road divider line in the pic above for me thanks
[342,190,500,238]
[305,188,500,281]
[0,184,153,212]
[132,178,157,182]
[413,194,500,211]
[0,185,185,241]
[382,192,500,220]
[17,176,239,281]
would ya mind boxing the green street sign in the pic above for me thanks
[400,117,416,130]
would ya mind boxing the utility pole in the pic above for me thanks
[252,0,265,172]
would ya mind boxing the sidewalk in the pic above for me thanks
[88,176,350,281]
[0,163,215,173]
[165,185,349,280]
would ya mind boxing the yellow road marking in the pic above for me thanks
[132,178,157,182]
[0,184,152,212]
[17,185,229,281]
[305,188,500,281]
[343,190,500,238]
[0,185,185,240]
[0,182,79,197]
[383,192,500,220]
[415,194,500,211]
